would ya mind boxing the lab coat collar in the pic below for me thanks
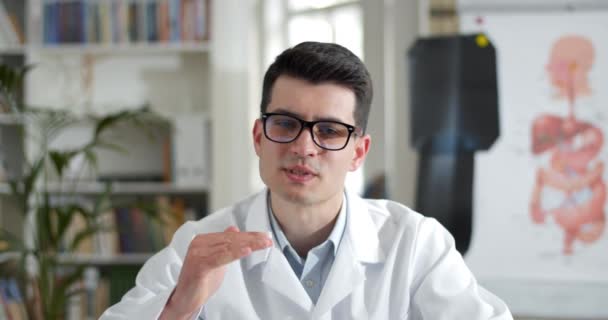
[243,189,386,314]
[243,189,385,267]
[346,189,386,264]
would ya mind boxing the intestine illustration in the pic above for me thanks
[529,35,606,255]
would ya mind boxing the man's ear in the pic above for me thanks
[253,119,263,156]
[349,134,371,171]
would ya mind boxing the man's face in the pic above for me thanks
[253,75,370,206]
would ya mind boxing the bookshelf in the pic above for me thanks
[0,46,25,55]
[0,0,25,48]
[0,114,24,125]
[1,0,219,318]
[57,253,153,266]
[34,41,211,54]
[37,0,210,45]
[0,252,153,266]
[45,181,207,195]
[1,42,211,56]
[2,0,262,317]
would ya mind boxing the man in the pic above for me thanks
[101,42,513,319]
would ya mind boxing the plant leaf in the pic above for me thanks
[92,183,113,216]
[37,204,55,250]
[93,110,133,138]
[69,225,103,252]
[7,180,28,216]
[24,157,44,201]
[50,266,85,319]
[55,206,73,247]
[48,150,78,178]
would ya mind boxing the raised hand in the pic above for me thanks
[160,226,273,319]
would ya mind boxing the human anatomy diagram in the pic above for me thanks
[529,35,606,255]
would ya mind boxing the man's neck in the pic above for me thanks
[270,191,343,257]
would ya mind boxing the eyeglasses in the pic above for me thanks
[261,112,361,151]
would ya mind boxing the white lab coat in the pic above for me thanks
[101,190,513,320]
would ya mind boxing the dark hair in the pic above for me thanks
[260,41,373,133]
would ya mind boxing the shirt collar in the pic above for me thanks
[267,192,347,257]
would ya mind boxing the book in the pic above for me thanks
[0,1,22,46]
[95,209,120,256]
[168,0,181,41]
[0,287,8,320]
[157,0,170,42]
[39,0,209,46]
[0,278,27,320]
[94,278,110,318]
[114,207,135,253]
[63,210,95,254]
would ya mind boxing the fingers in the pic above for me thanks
[225,232,273,256]
[190,228,273,268]
[194,229,272,248]
[201,240,267,267]
[224,226,240,233]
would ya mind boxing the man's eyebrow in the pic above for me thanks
[271,107,347,123]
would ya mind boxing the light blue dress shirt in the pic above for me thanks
[267,193,347,304]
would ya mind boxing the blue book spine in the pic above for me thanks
[169,0,180,42]
[147,1,158,41]
[114,207,135,253]
[43,1,51,43]
[48,1,58,44]
[111,1,119,43]
[80,0,87,43]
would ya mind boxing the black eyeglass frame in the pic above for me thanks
[261,112,362,151]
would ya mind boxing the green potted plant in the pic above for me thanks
[0,62,165,319]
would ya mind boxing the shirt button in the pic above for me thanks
[305,279,315,288]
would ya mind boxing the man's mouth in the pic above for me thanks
[287,168,313,176]
[283,165,318,180]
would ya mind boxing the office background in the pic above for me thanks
[1,0,606,319]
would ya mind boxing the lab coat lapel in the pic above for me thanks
[313,191,386,317]
[313,232,365,318]
[243,191,271,270]
[243,190,314,312]
[262,248,314,311]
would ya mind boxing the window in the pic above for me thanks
[286,0,362,59]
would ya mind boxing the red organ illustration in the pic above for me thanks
[529,36,606,255]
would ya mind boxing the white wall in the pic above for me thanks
[209,0,262,210]
[362,0,420,206]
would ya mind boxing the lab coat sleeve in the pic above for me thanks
[99,221,205,320]
[409,218,513,320]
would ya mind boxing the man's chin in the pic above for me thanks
[275,188,317,206]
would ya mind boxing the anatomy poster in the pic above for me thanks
[460,11,608,317]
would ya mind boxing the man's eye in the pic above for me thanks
[319,127,338,135]
[316,125,343,137]
[273,119,297,129]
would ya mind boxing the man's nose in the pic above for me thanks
[289,127,319,156]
